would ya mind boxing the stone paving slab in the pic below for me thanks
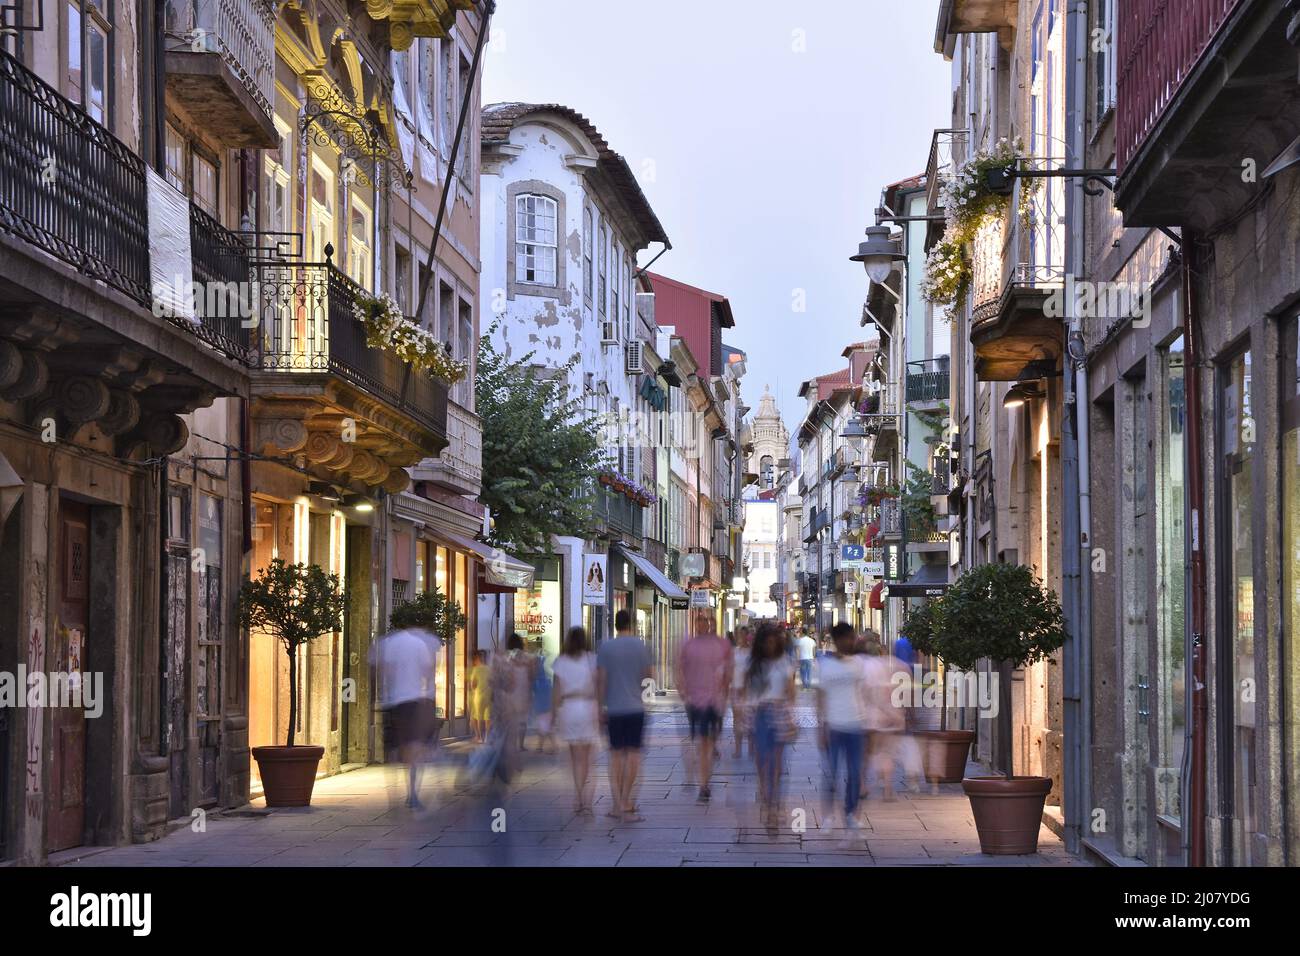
[61,698,1083,868]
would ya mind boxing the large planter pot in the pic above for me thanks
[962,775,1053,855]
[915,729,975,783]
[252,745,324,807]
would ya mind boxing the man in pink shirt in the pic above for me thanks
[674,619,734,803]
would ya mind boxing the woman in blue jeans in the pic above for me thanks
[816,622,871,832]
[746,622,796,828]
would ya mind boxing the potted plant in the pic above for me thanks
[909,562,1066,854]
[238,559,347,807]
[900,599,975,784]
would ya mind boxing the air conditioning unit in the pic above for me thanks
[625,340,645,375]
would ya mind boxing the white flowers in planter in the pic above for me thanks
[352,293,469,384]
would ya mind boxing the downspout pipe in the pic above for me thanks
[1059,0,1088,857]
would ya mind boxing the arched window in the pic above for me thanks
[515,193,557,285]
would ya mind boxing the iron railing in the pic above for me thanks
[0,49,150,304]
[925,128,969,216]
[906,357,950,404]
[1117,0,1242,172]
[880,498,902,536]
[254,260,448,435]
[187,203,253,363]
[164,0,276,125]
[593,485,643,538]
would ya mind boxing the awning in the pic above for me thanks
[615,546,690,609]
[433,530,536,591]
[869,581,885,610]
[884,561,949,599]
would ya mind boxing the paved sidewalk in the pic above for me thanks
[61,694,1080,867]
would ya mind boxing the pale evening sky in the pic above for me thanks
[480,0,951,432]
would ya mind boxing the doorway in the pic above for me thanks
[49,498,89,852]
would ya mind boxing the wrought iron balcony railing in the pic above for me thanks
[593,485,643,538]
[925,128,969,217]
[254,257,449,436]
[188,203,253,363]
[906,357,950,405]
[0,49,150,305]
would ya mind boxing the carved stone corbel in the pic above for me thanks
[99,389,142,437]
[58,376,112,424]
[0,348,48,401]
[257,418,309,456]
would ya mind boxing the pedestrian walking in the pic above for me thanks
[468,649,491,743]
[747,620,796,827]
[551,626,600,815]
[863,643,909,801]
[675,618,734,803]
[596,609,653,822]
[524,643,557,754]
[796,629,818,689]
[729,626,752,758]
[369,626,438,810]
[816,622,872,837]
[490,632,533,784]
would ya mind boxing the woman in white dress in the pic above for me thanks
[550,626,600,814]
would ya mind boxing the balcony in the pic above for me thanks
[968,204,1065,381]
[0,49,246,459]
[163,0,277,147]
[365,0,477,52]
[409,398,482,496]
[925,128,969,224]
[594,486,643,540]
[906,357,950,407]
[934,0,1018,51]
[879,498,903,539]
[249,257,449,494]
[1115,0,1296,229]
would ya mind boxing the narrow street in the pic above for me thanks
[60,695,1074,868]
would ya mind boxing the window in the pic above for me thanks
[1155,337,1186,830]
[439,39,454,150]
[597,221,608,317]
[1218,347,1257,866]
[1095,0,1117,120]
[611,241,622,331]
[418,39,437,124]
[348,199,372,289]
[192,152,218,217]
[263,117,291,240]
[583,208,594,302]
[624,255,634,339]
[65,1,110,124]
[515,194,557,285]
[394,247,412,314]
[164,124,186,193]
[457,297,473,407]
[457,51,472,180]
[438,280,453,343]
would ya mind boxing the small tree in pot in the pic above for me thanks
[915,562,1066,853]
[239,558,347,807]
[899,597,977,784]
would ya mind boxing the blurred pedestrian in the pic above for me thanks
[816,622,871,837]
[369,625,437,810]
[748,621,796,827]
[796,629,818,689]
[597,609,653,822]
[729,627,752,759]
[524,642,558,754]
[551,626,599,815]
[468,649,491,744]
[675,616,733,803]
[863,642,908,801]
[491,633,533,784]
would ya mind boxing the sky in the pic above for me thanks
[480,0,952,428]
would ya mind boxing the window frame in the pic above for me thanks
[514,192,558,287]
[65,0,111,125]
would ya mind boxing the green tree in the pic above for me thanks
[476,325,607,552]
[390,587,467,642]
[237,559,347,747]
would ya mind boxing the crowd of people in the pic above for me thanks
[369,612,925,832]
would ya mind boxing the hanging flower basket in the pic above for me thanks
[352,293,469,384]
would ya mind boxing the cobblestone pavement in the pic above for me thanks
[61,693,1081,867]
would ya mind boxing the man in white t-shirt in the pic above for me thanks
[816,622,871,830]
[369,628,438,809]
[796,631,818,689]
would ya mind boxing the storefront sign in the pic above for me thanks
[680,551,706,578]
[689,589,714,609]
[884,543,901,581]
[581,553,607,606]
[844,580,858,595]
[863,561,884,577]
[840,543,866,569]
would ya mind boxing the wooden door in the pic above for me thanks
[49,500,89,851]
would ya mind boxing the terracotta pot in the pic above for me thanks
[962,775,1053,855]
[252,745,325,807]
[915,729,975,783]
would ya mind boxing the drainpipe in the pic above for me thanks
[1182,234,1208,867]
[1059,0,1088,857]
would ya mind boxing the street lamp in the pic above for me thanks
[850,226,905,283]
[1002,382,1044,409]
